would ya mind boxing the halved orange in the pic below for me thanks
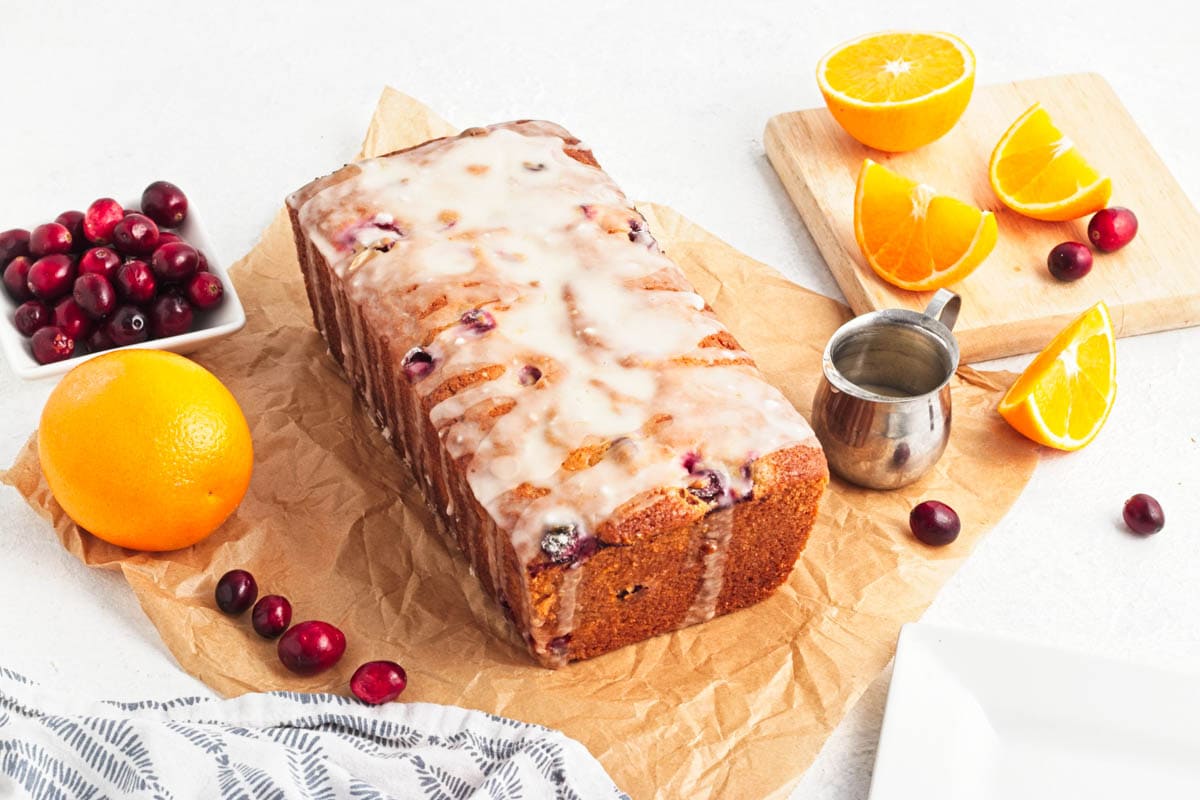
[989,103,1112,221]
[999,302,1116,451]
[853,159,998,291]
[817,31,975,152]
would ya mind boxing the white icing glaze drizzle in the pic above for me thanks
[547,564,584,653]
[681,510,735,628]
[293,122,816,597]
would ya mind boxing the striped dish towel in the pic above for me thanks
[0,667,628,799]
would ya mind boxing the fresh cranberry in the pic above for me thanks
[252,595,293,639]
[1123,494,1164,535]
[13,301,51,337]
[350,660,407,704]
[215,569,258,614]
[539,523,597,565]
[30,326,75,364]
[73,273,116,320]
[29,223,73,257]
[105,305,149,346]
[115,260,156,304]
[54,211,86,250]
[195,250,209,272]
[26,254,75,301]
[1088,207,1138,253]
[53,297,94,340]
[78,247,122,281]
[0,229,30,266]
[518,365,542,386]
[402,347,434,380]
[151,241,199,282]
[3,256,34,301]
[909,500,960,546]
[149,293,193,338]
[83,198,125,244]
[186,272,224,310]
[140,181,188,228]
[277,620,346,675]
[85,326,114,353]
[460,308,496,334]
[111,213,160,257]
[156,231,183,248]
[1047,242,1092,282]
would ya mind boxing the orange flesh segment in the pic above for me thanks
[990,105,1111,217]
[823,33,967,102]
[999,303,1115,450]
[855,159,996,289]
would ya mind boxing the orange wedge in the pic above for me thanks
[989,103,1112,221]
[999,302,1116,451]
[853,159,998,291]
[817,31,975,152]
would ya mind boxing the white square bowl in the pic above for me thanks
[868,623,1200,799]
[0,197,245,380]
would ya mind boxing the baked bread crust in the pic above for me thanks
[287,122,827,667]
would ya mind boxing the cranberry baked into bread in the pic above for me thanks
[286,122,827,667]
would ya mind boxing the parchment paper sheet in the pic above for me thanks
[2,89,1039,799]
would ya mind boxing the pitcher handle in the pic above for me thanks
[923,289,960,331]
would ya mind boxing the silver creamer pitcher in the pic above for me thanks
[811,290,961,490]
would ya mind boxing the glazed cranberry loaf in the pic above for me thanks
[286,121,827,667]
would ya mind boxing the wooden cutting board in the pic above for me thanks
[765,72,1200,362]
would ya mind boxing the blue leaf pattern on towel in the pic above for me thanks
[413,754,477,800]
[478,759,525,800]
[0,740,105,800]
[38,715,169,797]
[0,666,630,800]
[164,720,229,759]
[279,731,335,800]
[347,776,394,800]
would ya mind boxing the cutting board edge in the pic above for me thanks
[956,293,1200,363]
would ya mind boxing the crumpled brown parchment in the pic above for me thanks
[1,89,1040,800]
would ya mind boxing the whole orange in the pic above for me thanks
[38,350,253,551]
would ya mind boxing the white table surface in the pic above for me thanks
[2,1,1197,797]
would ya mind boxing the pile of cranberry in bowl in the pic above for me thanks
[0,181,244,378]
